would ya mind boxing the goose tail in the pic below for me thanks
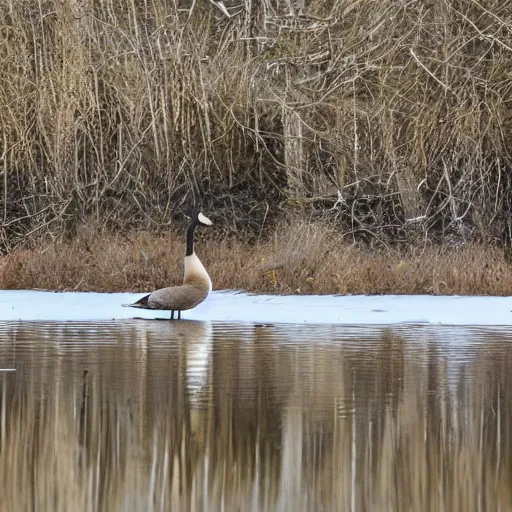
[122,294,150,308]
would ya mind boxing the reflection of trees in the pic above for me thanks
[1,322,512,509]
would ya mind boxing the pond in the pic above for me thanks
[1,319,511,511]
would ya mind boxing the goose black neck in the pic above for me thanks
[186,219,198,256]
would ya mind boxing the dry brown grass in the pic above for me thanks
[1,220,512,295]
[1,1,512,249]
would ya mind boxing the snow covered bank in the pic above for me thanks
[1,290,512,325]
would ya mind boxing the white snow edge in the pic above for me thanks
[1,290,512,325]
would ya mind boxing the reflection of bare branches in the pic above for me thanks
[0,322,511,508]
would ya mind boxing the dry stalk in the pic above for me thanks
[0,1,510,251]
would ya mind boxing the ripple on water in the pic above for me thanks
[0,320,511,510]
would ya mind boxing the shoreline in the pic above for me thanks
[2,289,512,325]
[1,222,511,297]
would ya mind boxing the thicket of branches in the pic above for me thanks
[1,0,511,250]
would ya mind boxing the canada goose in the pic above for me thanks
[123,210,213,319]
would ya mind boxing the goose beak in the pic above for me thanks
[198,212,213,226]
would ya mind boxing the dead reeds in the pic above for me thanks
[1,219,512,295]
[1,1,512,250]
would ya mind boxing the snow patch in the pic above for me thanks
[1,290,511,325]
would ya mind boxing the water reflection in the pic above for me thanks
[0,321,511,510]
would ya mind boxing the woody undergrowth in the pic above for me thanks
[1,1,512,259]
[1,2,512,295]
[1,219,511,296]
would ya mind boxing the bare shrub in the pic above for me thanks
[0,1,511,250]
[1,219,511,295]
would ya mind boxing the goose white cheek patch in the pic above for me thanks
[198,212,213,226]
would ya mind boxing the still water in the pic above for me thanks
[0,320,511,511]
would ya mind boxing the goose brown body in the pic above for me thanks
[142,284,208,311]
[123,211,213,318]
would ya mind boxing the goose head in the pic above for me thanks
[197,211,213,227]
[185,208,213,258]
[189,207,213,229]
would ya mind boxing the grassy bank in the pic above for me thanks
[1,1,512,250]
[1,220,511,295]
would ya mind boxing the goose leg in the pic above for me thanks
[178,310,181,320]
[171,310,174,320]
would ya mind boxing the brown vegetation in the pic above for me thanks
[1,219,512,295]
[1,1,512,251]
